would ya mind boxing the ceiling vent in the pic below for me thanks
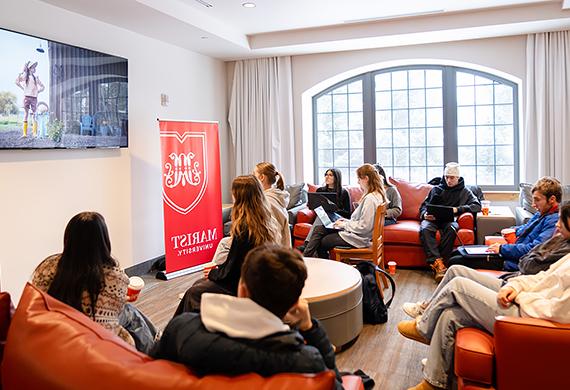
[194,0,213,8]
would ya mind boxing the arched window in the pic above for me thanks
[313,65,519,189]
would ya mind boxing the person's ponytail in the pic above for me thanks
[275,171,285,190]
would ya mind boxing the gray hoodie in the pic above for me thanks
[265,187,292,247]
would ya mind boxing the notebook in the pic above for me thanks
[314,206,343,229]
[426,204,455,222]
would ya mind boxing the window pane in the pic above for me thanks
[478,146,494,165]
[496,145,514,165]
[334,131,348,148]
[317,94,332,112]
[495,125,513,144]
[462,166,476,184]
[393,148,410,166]
[410,166,427,183]
[475,75,493,85]
[375,73,391,91]
[426,89,442,107]
[348,93,363,111]
[457,72,474,86]
[495,105,513,124]
[392,71,408,89]
[409,70,425,89]
[348,80,362,93]
[496,166,514,185]
[476,126,494,145]
[394,167,410,181]
[425,70,442,88]
[348,112,363,130]
[392,90,408,109]
[495,85,513,104]
[333,113,348,130]
[409,89,425,108]
[334,149,349,166]
[457,126,475,145]
[410,147,426,166]
[393,129,409,147]
[350,131,363,149]
[427,147,443,166]
[458,146,476,165]
[350,149,364,166]
[410,128,426,146]
[477,165,495,185]
[393,110,409,128]
[476,105,493,125]
[475,85,493,104]
[457,106,475,126]
[319,149,333,166]
[377,148,393,166]
[426,108,443,126]
[376,92,391,109]
[376,110,391,129]
[318,131,333,148]
[376,129,393,147]
[332,94,347,111]
[317,113,332,131]
[457,86,475,106]
[426,127,443,146]
[332,84,347,94]
[409,109,426,127]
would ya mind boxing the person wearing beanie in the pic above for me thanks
[419,163,481,282]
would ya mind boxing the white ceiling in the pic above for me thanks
[39,0,570,60]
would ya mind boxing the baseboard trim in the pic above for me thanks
[125,255,164,277]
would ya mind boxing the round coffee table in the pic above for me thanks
[301,257,363,347]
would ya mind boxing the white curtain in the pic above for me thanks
[228,57,296,182]
[525,31,570,183]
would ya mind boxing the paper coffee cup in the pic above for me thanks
[203,263,216,278]
[127,276,144,302]
[388,261,397,275]
[502,228,516,244]
[481,200,491,216]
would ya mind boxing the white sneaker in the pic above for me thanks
[421,358,427,368]
[402,302,426,318]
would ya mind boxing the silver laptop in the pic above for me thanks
[464,246,490,255]
[314,206,342,230]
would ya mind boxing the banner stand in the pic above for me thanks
[155,264,204,281]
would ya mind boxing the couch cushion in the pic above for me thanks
[307,184,319,193]
[388,178,432,221]
[286,183,305,209]
[384,220,421,245]
[293,223,312,239]
[2,283,337,390]
[455,328,495,385]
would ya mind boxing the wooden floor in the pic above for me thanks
[134,267,436,390]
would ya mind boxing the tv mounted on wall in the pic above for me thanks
[0,27,128,149]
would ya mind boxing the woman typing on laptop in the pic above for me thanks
[303,164,386,259]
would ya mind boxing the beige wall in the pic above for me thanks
[0,0,230,300]
[290,36,527,182]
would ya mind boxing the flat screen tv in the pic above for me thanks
[0,27,128,149]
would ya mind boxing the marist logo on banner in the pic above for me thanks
[161,131,208,215]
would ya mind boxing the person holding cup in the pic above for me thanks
[31,212,158,353]
[447,177,562,271]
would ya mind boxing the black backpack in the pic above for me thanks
[355,261,396,324]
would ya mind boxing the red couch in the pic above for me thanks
[1,283,362,390]
[293,178,475,267]
[455,316,570,389]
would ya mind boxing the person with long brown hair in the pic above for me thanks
[254,162,292,247]
[304,163,386,259]
[175,175,280,314]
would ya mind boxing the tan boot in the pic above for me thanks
[408,379,444,390]
[397,319,429,345]
[431,258,447,283]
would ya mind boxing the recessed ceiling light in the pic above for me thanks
[242,2,256,8]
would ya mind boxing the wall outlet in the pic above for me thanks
[160,93,169,107]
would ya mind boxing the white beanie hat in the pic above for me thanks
[444,162,460,177]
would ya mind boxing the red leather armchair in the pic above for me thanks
[455,316,570,389]
[292,178,476,267]
[1,284,362,390]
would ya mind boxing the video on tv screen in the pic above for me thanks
[0,27,128,149]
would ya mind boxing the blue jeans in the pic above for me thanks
[119,303,159,354]
[416,265,520,388]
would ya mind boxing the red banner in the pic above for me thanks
[159,120,222,276]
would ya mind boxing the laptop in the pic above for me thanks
[463,246,491,255]
[314,206,343,229]
[426,204,455,222]
[307,192,338,211]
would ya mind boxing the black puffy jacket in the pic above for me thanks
[420,176,481,219]
[150,313,342,389]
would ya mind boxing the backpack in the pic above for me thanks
[355,261,396,324]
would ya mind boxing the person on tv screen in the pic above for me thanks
[15,61,45,137]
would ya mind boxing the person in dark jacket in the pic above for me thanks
[419,162,481,282]
[151,244,342,389]
[447,177,562,271]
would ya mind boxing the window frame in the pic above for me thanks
[312,65,519,191]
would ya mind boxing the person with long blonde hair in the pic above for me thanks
[254,162,292,247]
[175,175,280,314]
[304,164,386,259]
